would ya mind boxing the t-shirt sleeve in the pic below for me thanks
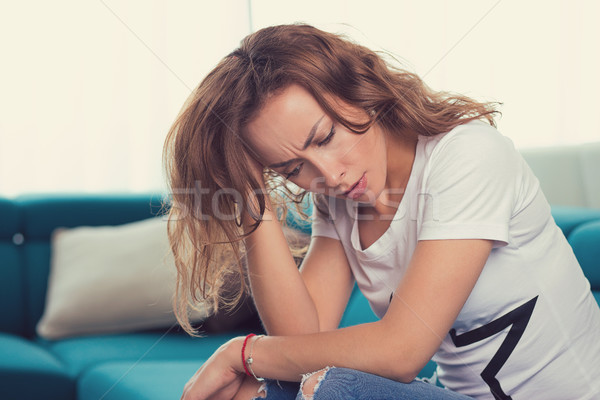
[310,196,340,240]
[417,123,519,248]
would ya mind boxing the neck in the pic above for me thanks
[384,129,418,192]
[362,129,418,217]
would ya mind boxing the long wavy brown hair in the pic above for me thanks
[162,23,501,336]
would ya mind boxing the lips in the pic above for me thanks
[344,173,367,200]
[344,179,360,195]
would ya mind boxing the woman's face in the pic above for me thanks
[243,84,389,205]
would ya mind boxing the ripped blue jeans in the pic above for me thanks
[252,367,474,400]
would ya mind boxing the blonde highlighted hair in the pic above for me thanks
[162,23,501,336]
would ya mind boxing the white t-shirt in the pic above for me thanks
[311,120,600,399]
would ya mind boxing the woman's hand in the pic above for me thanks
[180,338,245,400]
[242,156,275,227]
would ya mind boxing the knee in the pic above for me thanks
[299,367,333,400]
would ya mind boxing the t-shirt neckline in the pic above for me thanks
[350,135,425,256]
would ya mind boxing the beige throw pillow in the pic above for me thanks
[37,217,211,340]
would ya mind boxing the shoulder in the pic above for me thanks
[434,120,515,157]
[424,120,520,175]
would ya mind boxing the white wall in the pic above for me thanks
[1,1,598,197]
[0,0,250,197]
[251,0,600,148]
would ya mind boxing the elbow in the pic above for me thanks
[383,363,420,384]
[396,370,420,384]
[383,342,431,383]
[374,322,429,383]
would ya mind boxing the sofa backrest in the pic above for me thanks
[1,194,166,338]
[566,219,600,293]
[550,207,600,292]
[0,198,26,335]
[520,141,600,208]
[1,194,599,339]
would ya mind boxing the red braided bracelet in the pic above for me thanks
[241,333,256,377]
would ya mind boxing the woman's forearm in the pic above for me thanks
[231,319,417,384]
[243,208,320,335]
[232,238,493,385]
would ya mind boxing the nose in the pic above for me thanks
[313,157,345,191]
[325,170,344,189]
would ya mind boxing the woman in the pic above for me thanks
[163,23,600,400]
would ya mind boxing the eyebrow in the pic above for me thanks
[267,115,324,169]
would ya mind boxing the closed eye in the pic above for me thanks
[317,124,335,146]
[284,163,303,179]
[284,124,335,179]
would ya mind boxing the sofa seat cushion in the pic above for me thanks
[568,220,600,290]
[78,360,200,400]
[0,332,74,399]
[39,330,240,377]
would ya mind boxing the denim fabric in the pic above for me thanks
[252,379,299,400]
[253,367,474,400]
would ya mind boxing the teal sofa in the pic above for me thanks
[1,194,600,400]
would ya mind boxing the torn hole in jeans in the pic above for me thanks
[250,381,267,399]
[250,380,284,400]
[299,366,334,400]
